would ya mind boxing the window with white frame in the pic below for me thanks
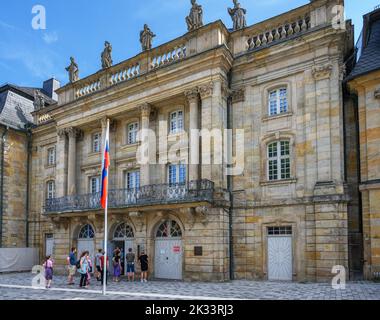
[92,133,101,153]
[267,141,291,181]
[125,171,140,189]
[47,180,55,199]
[268,88,288,116]
[169,110,184,134]
[127,122,139,145]
[90,176,101,194]
[47,147,56,166]
[168,163,186,185]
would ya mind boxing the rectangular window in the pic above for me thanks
[268,88,288,116]
[127,122,139,145]
[92,133,101,153]
[47,147,56,166]
[47,181,55,199]
[268,226,292,236]
[90,176,101,194]
[268,141,290,181]
[125,171,140,189]
[168,164,186,185]
[170,110,184,134]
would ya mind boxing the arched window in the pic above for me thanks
[113,223,134,239]
[47,180,55,199]
[78,224,95,239]
[156,220,182,238]
[267,141,290,181]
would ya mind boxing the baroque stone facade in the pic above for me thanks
[22,0,368,282]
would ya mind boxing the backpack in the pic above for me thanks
[76,259,81,269]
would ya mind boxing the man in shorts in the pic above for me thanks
[67,247,77,285]
[126,248,136,282]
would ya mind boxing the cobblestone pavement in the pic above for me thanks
[0,273,379,300]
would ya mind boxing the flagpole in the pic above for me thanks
[102,119,110,296]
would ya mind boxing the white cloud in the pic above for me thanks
[43,31,59,44]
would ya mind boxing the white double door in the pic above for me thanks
[154,239,182,280]
[267,236,293,281]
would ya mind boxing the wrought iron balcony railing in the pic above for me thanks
[45,180,214,214]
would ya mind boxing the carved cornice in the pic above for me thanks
[139,103,152,118]
[100,117,117,132]
[231,87,246,103]
[57,128,67,138]
[184,88,199,104]
[312,63,333,81]
[221,82,232,99]
[198,82,214,99]
[66,127,83,139]
[375,88,380,99]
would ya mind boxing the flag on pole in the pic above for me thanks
[100,121,110,209]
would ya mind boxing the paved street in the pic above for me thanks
[0,272,379,300]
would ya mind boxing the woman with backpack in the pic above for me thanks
[43,255,54,289]
[78,251,89,288]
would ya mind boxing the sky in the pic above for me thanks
[0,0,379,88]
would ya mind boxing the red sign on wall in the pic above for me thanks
[173,246,181,253]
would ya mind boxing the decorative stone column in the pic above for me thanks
[140,103,152,186]
[56,128,68,198]
[66,127,79,196]
[185,88,200,181]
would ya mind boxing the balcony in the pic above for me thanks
[45,180,214,214]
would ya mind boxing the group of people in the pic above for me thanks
[42,246,149,289]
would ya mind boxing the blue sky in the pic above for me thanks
[0,0,379,88]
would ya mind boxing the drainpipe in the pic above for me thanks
[226,71,234,280]
[0,126,9,248]
[25,127,32,247]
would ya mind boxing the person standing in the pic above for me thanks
[66,247,77,285]
[139,250,149,283]
[95,249,103,281]
[99,251,109,286]
[86,255,93,287]
[112,251,122,282]
[126,248,136,282]
[79,251,89,288]
[43,255,54,289]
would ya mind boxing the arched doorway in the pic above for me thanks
[77,224,95,262]
[154,220,183,280]
[111,222,135,275]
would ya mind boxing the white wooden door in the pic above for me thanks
[45,234,54,257]
[154,239,182,280]
[267,236,293,281]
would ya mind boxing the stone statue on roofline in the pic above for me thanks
[186,0,203,31]
[140,24,156,51]
[65,56,79,83]
[33,90,45,111]
[228,0,247,31]
[101,41,113,69]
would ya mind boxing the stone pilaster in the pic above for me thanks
[66,127,80,196]
[312,63,333,184]
[139,103,153,186]
[185,88,200,181]
[56,128,68,198]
